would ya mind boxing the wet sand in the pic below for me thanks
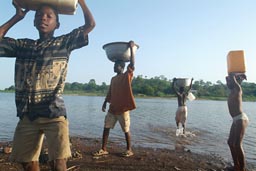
[0,137,254,171]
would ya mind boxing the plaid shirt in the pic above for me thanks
[0,26,88,120]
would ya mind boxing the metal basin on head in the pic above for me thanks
[175,78,192,87]
[103,42,139,62]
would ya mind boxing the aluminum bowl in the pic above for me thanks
[174,78,192,87]
[103,42,139,62]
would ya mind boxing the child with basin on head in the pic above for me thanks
[93,41,136,157]
[172,78,193,135]
[226,73,248,171]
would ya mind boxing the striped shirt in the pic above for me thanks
[0,26,88,120]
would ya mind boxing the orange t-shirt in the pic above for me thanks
[105,66,136,114]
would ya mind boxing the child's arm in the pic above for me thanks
[102,86,111,112]
[129,41,135,68]
[230,74,241,91]
[187,78,194,92]
[102,100,107,112]
[172,78,179,96]
[0,1,29,38]
[78,0,96,37]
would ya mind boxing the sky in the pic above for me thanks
[0,0,256,90]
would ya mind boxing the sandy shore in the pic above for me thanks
[0,137,255,171]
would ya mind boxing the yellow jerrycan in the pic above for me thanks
[227,50,246,74]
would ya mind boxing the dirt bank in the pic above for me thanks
[0,137,254,171]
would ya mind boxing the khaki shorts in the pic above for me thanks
[104,111,130,133]
[10,116,71,162]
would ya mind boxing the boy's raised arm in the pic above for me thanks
[129,41,135,68]
[172,78,179,95]
[0,1,29,38]
[78,0,96,37]
[188,78,194,92]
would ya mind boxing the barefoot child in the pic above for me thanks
[226,73,249,171]
[0,0,95,170]
[94,41,136,157]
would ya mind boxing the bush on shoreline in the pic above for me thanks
[1,76,256,101]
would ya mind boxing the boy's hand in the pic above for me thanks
[12,0,29,18]
[129,40,135,48]
[239,74,247,80]
[102,101,107,112]
[236,73,247,82]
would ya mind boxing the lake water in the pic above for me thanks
[0,93,255,167]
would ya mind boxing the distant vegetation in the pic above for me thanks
[1,75,256,101]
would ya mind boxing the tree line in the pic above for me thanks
[2,75,256,100]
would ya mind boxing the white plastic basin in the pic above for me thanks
[16,0,78,15]
[103,42,139,62]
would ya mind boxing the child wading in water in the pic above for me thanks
[172,78,193,135]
